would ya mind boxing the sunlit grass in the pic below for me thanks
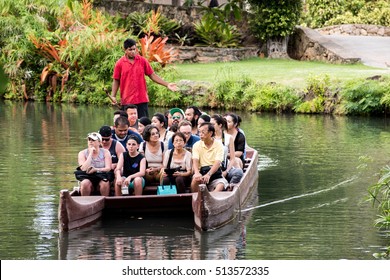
[174,58,390,89]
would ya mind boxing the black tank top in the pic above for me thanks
[122,153,144,177]
[108,139,119,164]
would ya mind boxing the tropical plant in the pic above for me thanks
[248,83,299,113]
[120,8,180,38]
[0,0,131,103]
[0,0,59,99]
[194,12,240,47]
[174,33,191,46]
[212,76,253,109]
[294,75,332,114]
[367,165,390,259]
[339,78,387,115]
[139,35,177,67]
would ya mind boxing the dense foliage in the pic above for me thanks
[205,74,390,115]
[0,0,389,108]
[303,0,390,28]
[0,0,178,104]
[193,5,242,47]
[368,166,390,259]
[0,0,127,102]
[247,0,302,41]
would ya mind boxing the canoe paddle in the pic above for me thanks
[104,88,121,109]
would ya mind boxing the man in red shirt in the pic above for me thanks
[110,38,178,118]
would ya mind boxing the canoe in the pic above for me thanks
[58,148,258,232]
[192,148,259,230]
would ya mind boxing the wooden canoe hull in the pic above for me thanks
[59,192,194,232]
[192,149,259,231]
[104,193,193,215]
[58,148,258,232]
[58,190,105,232]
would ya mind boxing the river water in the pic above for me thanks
[0,100,388,260]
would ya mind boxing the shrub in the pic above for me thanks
[119,8,180,38]
[194,8,241,48]
[146,63,180,107]
[303,0,390,28]
[207,66,253,109]
[248,0,302,41]
[294,75,333,114]
[339,78,387,115]
[367,165,390,259]
[248,83,299,113]
[139,35,177,67]
[303,0,345,28]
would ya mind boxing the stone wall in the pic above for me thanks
[317,24,390,36]
[171,46,259,63]
[96,0,202,26]
[288,27,360,64]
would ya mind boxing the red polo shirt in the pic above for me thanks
[113,55,154,105]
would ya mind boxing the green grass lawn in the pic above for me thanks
[173,58,390,89]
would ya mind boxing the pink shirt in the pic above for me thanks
[113,55,154,105]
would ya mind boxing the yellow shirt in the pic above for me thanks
[192,139,224,168]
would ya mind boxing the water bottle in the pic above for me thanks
[121,185,129,195]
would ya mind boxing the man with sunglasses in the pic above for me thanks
[110,38,178,118]
[99,125,125,171]
[169,107,184,132]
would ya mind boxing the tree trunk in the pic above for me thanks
[266,36,290,59]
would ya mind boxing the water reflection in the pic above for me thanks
[58,217,248,260]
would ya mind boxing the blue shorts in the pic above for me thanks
[124,177,145,189]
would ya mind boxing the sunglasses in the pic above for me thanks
[101,137,111,142]
[172,116,181,120]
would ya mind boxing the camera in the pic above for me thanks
[164,167,181,176]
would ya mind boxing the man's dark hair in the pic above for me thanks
[124,38,136,50]
[186,106,202,128]
[187,106,202,117]
[199,122,215,137]
[114,110,128,118]
[115,116,130,127]
[125,104,138,111]
[199,114,211,123]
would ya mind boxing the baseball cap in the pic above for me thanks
[99,125,112,137]
[87,132,102,142]
[170,108,184,117]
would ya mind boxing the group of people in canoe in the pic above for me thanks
[75,38,246,196]
[76,105,246,197]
